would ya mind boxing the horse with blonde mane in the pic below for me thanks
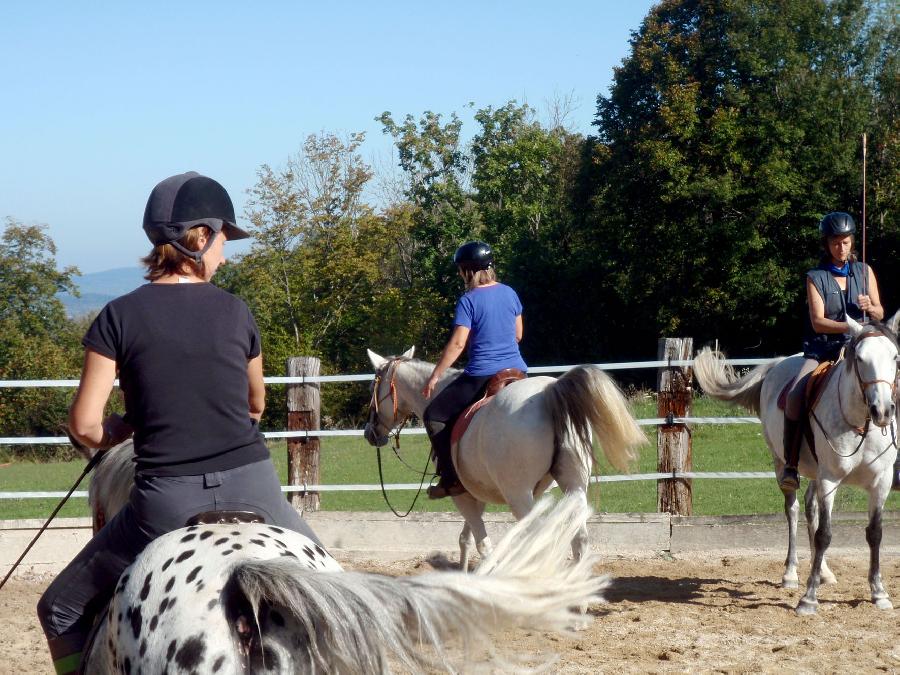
[364,347,647,569]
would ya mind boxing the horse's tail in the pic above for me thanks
[88,440,135,531]
[231,494,607,673]
[693,347,778,416]
[544,366,647,473]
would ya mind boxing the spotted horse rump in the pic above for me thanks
[85,523,341,674]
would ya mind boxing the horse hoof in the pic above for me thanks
[781,578,799,589]
[795,600,818,616]
[820,572,838,585]
[874,598,893,610]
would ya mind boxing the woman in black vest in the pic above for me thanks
[780,212,884,492]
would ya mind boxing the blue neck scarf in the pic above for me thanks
[828,261,850,277]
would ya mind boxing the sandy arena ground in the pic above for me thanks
[3,551,898,674]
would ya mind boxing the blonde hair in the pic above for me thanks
[460,267,497,290]
[141,225,210,281]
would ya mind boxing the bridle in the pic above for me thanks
[366,357,432,517]
[367,357,411,437]
[812,327,899,457]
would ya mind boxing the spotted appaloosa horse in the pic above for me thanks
[80,442,608,673]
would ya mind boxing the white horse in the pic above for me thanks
[693,313,899,614]
[364,348,647,570]
[80,442,609,673]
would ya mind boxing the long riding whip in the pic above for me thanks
[862,132,868,321]
[0,432,103,591]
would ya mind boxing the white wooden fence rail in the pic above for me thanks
[0,356,782,498]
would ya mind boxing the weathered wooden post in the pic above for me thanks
[286,356,321,512]
[657,337,693,515]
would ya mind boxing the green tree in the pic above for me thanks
[592,0,896,356]
[220,133,440,425]
[0,219,83,458]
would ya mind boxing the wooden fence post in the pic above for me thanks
[657,337,693,515]
[286,356,321,512]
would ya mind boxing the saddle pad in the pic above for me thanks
[450,370,526,449]
[777,361,834,411]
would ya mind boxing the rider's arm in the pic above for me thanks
[807,278,849,334]
[69,348,131,448]
[248,353,265,421]
[515,315,523,343]
[857,266,884,321]
[423,325,470,398]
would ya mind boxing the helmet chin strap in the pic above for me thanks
[170,230,218,263]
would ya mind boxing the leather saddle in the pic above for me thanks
[777,360,835,462]
[450,368,526,448]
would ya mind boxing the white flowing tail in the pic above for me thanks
[544,365,646,472]
[232,495,607,673]
[693,348,781,415]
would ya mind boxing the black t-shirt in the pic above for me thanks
[83,283,269,476]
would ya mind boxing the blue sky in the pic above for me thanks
[1,1,656,274]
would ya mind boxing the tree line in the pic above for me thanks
[2,0,897,454]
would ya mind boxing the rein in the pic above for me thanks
[810,330,899,458]
[369,358,434,517]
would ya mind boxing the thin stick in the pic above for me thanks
[0,437,103,591]
[862,133,868,319]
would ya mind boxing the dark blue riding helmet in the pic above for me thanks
[819,212,856,238]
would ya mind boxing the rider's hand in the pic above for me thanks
[100,413,133,450]
[858,294,873,312]
[422,376,439,399]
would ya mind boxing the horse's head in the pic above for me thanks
[844,314,899,428]
[364,347,416,447]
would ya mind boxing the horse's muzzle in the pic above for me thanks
[364,422,389,447]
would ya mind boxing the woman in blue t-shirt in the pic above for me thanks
[780,212,887,493]
[38,172,321,675]
[422,241,528,499]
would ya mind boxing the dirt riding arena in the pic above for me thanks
[4,550,898,674]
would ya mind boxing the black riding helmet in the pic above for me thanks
[819,212,856,238]
[142,172,251,262]
[453,240,494,270]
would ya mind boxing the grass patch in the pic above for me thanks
[1,396,896,519]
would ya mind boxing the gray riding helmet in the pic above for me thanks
[142,171,251,262]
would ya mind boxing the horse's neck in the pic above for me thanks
[396,361,459,419]
[834,360,868,426]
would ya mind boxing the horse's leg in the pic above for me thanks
[550,441,592,561]
[796,478,837,615]
[458,521,474,572]
[803,480,836,584]
[452,493,491,571]
[866,498,893,610]
[782,488,800,588]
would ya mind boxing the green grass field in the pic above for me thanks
[1,396,896,520]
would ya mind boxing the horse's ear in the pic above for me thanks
[846,315,865,337]
[886,308,900,336]
[401,346,415,359]
[367,349,387,369]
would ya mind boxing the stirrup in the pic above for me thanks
[779,467,800,493]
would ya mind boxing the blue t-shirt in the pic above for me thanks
[454,283,528,376]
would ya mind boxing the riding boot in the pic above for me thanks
[779,417,803,494]
[425,423,466,499]
[892,455,900,492]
